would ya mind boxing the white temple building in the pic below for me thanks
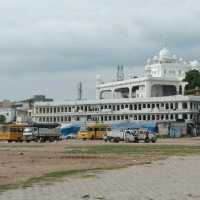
[32,48,200,125]
[96,48,198,100]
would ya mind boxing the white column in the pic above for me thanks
[145,81,151,98]
[112,89,115,99]
[129,86,132,98]
[178,102,182,110]
[182,84,185,95]
[176,85,179,95]
[96,88,100,100]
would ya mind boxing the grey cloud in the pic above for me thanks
[0,0,200,99]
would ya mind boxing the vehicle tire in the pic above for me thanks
[134,138,139,143]
[145,137,150,143]
[91,135,95,140]
[151,139,156,143]
[113,138,119,143]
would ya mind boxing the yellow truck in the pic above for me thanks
[77,123,111,140]
[0,123,27,142]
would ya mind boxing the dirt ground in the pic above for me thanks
[1,137,200,186]
[0,140,141,186]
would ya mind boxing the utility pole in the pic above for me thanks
[77,82,83,100]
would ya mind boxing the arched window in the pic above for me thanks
[183,113,187,120]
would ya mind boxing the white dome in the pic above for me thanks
[153,55,158,61]
[146,58,151,64]
[179,57,183,62]
[190,60,199,68]
[172,54,177,60]
[159,48,172,61]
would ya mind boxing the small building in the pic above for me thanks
[0,100,12,109]
[13,95,53,123]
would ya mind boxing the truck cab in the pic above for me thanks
[23,127,38,142]
[124,129,137,142]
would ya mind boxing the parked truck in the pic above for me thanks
[124,129,157,143]
[23,123,60,142]
[104,128,157,143]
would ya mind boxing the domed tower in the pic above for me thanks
[158,48,173,63]
[96,74,103,85]
[145,65,152,77]
[144,47,189,79]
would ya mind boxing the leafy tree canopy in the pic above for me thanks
[184,69,200,91]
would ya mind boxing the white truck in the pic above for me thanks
[23,124,60,142]
[104,128,157,143]
[124,129,157,143]
[103,129,125,143]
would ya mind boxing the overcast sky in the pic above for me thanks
[0,0,200,101]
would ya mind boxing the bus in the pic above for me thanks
[77,123,111,140]
[0,124,27,142]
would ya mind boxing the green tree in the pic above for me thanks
[0,115,6,124]
[184,69,200,91]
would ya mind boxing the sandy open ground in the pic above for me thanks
[1,137,200,186]
[0,155,200,200]
[0,138,200,199]
[0,140,152,186]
